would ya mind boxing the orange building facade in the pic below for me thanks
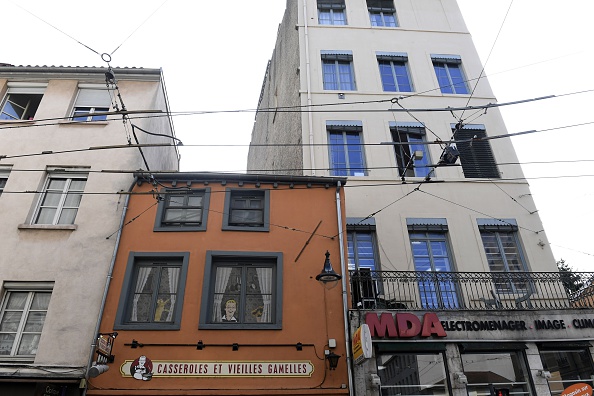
[86,172,350,396]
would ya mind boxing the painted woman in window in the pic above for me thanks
[212,265,272,324]
[221,299,238,322]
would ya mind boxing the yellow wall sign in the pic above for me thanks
[121,357,314,379]
[352,324,373,365]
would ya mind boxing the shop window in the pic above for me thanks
[538,344,594,395]
[461,344,533,396]
[377,350,450,395]
[199,251,282,330]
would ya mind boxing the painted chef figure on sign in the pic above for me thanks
[130,355,153,381]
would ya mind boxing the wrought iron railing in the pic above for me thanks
[348,270,594,311]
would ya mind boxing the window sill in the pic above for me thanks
[0,357,35,363]
[59,120,109,126]
[114,323,181,331]
[199,323,281,330]
[18,224,77,231]
[222,225,270,232]
[0,119,36,125]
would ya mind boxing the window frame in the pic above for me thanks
[367,0,398,27]
[0,282,53,360]
[390,123,431,178]
[114,252,190,331]
[31,171,88,226]
[377,53,413,92]
[317,0,347,25]
[154,188,211,232]
[321,51,356,91]
[0,166,10,197]
[407,219,460,309]
[431,55,469,94]
[199,251,283,330]
[375,346,451,395]
[327,123,367,176]
[478,219,530,293]
[222,189,270,232]
[538,343,594,394]
[70,86,112,122]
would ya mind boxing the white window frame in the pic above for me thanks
[0,282,53,359]
[31,169,88,225]
[71,85,111,122]
[0,83,46,121]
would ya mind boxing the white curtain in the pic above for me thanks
[131,267,152,321]
[256,268,273,322]
[166,267,180,322]
[212,267,232,322]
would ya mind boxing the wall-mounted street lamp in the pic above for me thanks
[326,351,341,370]
[316,251,341,283]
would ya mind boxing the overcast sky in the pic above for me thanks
[3,1,593,271]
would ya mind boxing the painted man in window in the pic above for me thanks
[221,299,238,322]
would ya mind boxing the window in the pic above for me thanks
[377,52,412,92]
[0,283,53,358]
[376,347,449,395]
[348,218,381,309]
[367,0,397,27]
[154,189,210,231]
[317,0,346,25]
[538,344,594,395]
[390,122,431,178]
[321,51,356,91]
[0,167,10,197]
[71,87,111,122]
[328,121,366,176]
[200,251,282,329]
[0,84,45,121]
[432,54,469,94]
[32,171,87,225]
[478,219,529,293]
[408,218,459,309]
[115,253,189,330]
[452,124,500,178]
[461,344,533,396]
[223,189,270,231]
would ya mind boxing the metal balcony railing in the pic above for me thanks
[348,270,594,311]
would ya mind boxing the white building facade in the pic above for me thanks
[0,65,179,395]
[248,1,594,395]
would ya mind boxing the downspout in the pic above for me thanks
[303,0,316,175]
[81,178,136,396]
[335,181,354,396]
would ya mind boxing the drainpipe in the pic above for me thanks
[81,178,136,396]
[303,0,316,175]
[335,181,354,396]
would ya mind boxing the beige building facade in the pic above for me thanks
[0,66,179,395]
[249,1,594,395]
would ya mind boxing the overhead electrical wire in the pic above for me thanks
[3,121,593,163]
[460,0,515,121]
[2,89,594,132]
